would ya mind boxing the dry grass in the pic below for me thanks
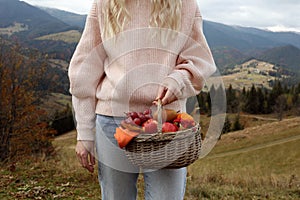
[0,23,28,36]
[186,137,300,199]
[222,59,287,90]
[35,30,81,44]
[1,115,299,199]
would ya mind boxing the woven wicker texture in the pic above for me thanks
[125,101,202,169]
[125,126,201,169]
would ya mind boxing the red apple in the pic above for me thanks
[142,119,158,133]
[133,118,141,126]
[162,122,178,133]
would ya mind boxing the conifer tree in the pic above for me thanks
[256,87,265,114]
[232,114,244,131]
[222,115,231,134]
[245,85,259,114]
[226,84,235,113]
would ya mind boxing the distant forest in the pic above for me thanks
[196,81,300,116]
[193,81,300,134]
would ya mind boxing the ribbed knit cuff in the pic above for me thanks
[76,128,95,141]
[163,72,184,98]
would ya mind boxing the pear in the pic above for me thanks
[153,109,179,122]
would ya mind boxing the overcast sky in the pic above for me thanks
[22,0,300,33]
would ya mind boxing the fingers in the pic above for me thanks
[156,85,166,101]
[77,151,95,173]
[86,153,95,173]
[90,154,96,165]
[76,141,95,173]
[154,86,178,106]
[161,89,177,105]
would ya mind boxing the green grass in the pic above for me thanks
[1,116,299,199]
[222,59,282,90]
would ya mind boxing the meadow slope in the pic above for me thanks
[0,116,299,199]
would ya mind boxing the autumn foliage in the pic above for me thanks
[0,39,56,162]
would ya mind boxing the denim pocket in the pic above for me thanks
[96,115,124,146]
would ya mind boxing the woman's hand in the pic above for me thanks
[75,140,96,173]
[154,85,178,105]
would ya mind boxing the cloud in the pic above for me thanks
[22,0,300,32]
[198,0,300,31]
[22,0,93,14]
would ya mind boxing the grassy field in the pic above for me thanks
[0,22,28,36]
[222,59,285,90]
[0,116,299,199]
[35,30,81,44]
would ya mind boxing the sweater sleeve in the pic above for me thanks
[162,7,216,99]
[68,1,106,141]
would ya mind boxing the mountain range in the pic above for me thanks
[1,0,299,77]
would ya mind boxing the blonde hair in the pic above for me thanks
[103,0,182,39]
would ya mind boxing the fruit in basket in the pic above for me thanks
[114,127,139,148]
[174,112,195,128]
[120,120,144,132]
[142,119,158,133]
[162,122,178,133]
[122,109,153,130]
[143,108,152,115]
[153,109,178,122]
[133,118,141,126]
[137,112,148,124]
[127,111,139,119]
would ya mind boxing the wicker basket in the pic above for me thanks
[125,101,201,169]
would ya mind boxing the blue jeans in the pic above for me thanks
[95,114,187,200]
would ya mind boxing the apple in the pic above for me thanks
[142,119,158,133]
[133,118,141,126]
[162,122,178,133]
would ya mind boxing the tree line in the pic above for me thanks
[197,81,300,116]
[194,81,300,134]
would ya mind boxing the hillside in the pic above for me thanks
[0,0,80,60]
[1,1,300,83]
[221,59,289,89]
[40,7,86,28]
[36,5,300,53]
[211,46,248,70]
[204,21,300,52]
[0,0,77,38]
[1,116,299,199]
[203,21,286,52]
[235,26,300,51]
[258,45,300,72]
[40,6,300,76]
[203,21,300,76]
[2,1,300,72]
[35,30,82,44]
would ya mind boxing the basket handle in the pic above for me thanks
[157,99,163,134]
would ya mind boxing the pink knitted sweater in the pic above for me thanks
[68,0,217,141]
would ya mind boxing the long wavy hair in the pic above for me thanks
[103,0,182,39]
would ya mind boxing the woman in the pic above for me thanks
[68,0,216,199]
